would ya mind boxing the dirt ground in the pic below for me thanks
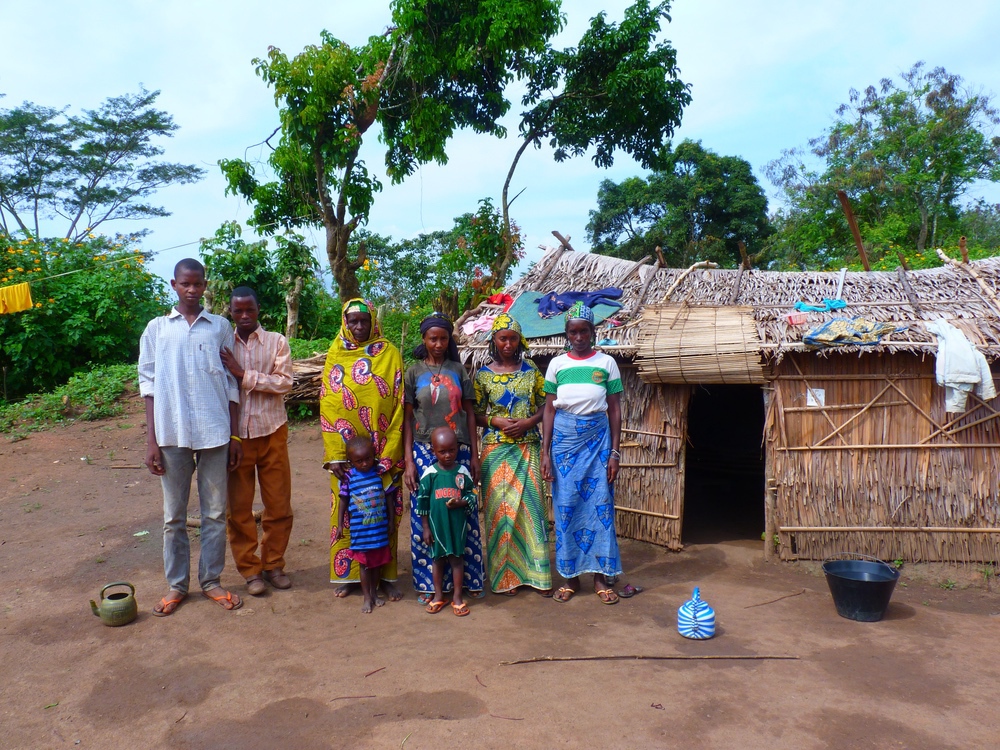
[2,398,999,750]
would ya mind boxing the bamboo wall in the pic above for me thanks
[767,352,1000,563]
[614,366,689,550]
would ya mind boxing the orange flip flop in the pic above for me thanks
[152,592,186,617]
[202,588,243,611]
[425,600,448,614]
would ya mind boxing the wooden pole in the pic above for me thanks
[763,389,777,563]
[660,260,718,303]
[615,505,680,520]
[779,525,1000,533]
[737,240,751,270]
[959,236,969,263]
[778,443,1000,450]
[836,190,871,271]
[550,231,576,252]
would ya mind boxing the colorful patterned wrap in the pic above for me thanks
[321,298,405,583]
[550,410,622,579]
[474,356,551,593]
[677,587,716,639]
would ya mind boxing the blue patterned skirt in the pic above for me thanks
[410,442,484,593]
[550,410,622,578]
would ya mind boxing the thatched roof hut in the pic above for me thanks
[456,246,1000,564]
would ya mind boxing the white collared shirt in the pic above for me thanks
[138,307,240,450]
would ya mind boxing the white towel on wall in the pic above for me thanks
[925,320,997,412]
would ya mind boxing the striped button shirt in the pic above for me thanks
[231,325,293,439]
[138,308,240,450]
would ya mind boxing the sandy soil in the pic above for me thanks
[1,397,999,750]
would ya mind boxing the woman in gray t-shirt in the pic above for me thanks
[403,314,484,600]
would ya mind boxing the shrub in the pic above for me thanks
[0,233,168,402]
[288,338,333,359]
[0,363,138,433]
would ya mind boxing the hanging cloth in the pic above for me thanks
[925,319,997,413]
[0,283,33,314]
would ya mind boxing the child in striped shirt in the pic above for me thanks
[333,436,393,613]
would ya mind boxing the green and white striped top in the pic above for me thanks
[543,351,623,415]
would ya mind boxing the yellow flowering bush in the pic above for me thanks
[0,232,167,401]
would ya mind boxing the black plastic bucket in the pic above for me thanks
[822,557,899,622]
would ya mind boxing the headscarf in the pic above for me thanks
[488,312,529,362]
[412,312,461,362]
[338,297,380,350]
[344,299,371,316]
[565,300,595,325]
[321,297,404,472]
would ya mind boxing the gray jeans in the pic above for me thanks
[160,445,229,594]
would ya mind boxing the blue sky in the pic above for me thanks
[3,1,999,284]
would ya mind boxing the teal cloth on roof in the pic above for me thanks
[794,299,847,312]
[506,292,619,340]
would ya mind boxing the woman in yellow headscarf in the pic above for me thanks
[321,299,405,601]
[473,313,552,596]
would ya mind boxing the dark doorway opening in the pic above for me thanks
[682,385,765,543]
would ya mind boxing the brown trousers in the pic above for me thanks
[226,422,293,578]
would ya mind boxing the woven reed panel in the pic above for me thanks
[636,305,766,384]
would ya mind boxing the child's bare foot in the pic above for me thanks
[361,596,374,614]
[374,596,386,608]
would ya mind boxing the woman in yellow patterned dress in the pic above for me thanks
[473,314,552,596]
[321,299,405,602]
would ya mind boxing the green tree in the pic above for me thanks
[198,222,336,340]
[498,0,691,277]
[956,199,1000,250]
[587,140,771,266]
[356,198,521,318]
[0,233,168,401]
[0,89,204,241]
[221,1,562,301]
[766,62,1000,269]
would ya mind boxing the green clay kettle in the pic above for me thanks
[90,582,138,626]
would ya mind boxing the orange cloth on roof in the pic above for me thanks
[0,283,32,314]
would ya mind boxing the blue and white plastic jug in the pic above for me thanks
[677,587,716,639]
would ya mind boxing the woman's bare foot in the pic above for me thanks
[333,583,355,598]
[379,580,403,602]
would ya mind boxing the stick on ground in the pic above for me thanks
[500,654,799,666]
[743,589,807,609]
